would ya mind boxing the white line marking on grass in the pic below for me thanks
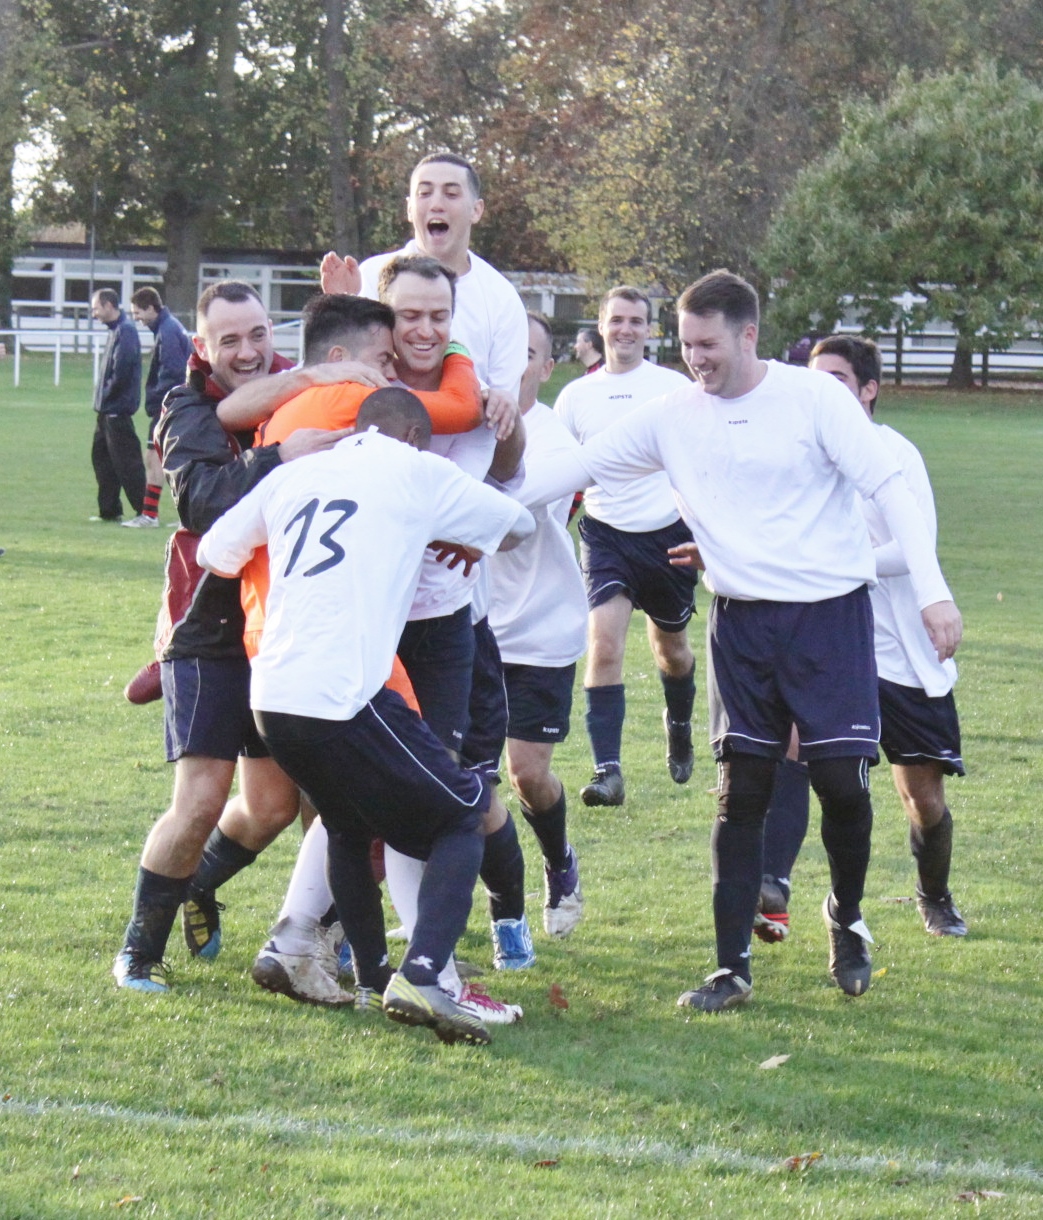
[3,1098,1043,1186]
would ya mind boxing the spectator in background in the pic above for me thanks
[128,287,193,527]
[574,326,604,375]
[89,289,146,524]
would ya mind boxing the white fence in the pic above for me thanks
[1,322,305,390]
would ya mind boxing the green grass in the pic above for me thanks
[2,355,1042,1217]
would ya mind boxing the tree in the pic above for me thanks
[760,63,1043,387]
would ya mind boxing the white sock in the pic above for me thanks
[277,819,333,924]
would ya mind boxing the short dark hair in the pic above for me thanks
[355,385,432,446]
[811,335,882,412]
[576,326,604,356]
[528,311,554,358]
[130,286,163,312]
[411,152,481,199]
[196,280,264,322]
[377,254,457,311]
[677,270,759,329]
[93,288,120,310]
[301,294,395,367]
[599,285,652,325]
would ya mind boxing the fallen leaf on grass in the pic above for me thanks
[533,1160,560,1169]
[873,967,888,978]
[115,1197,144,1207]
[956,1191,1005,1201]
[774,1151,822,1172]
[881,896,914,904]
[759,1054,790,1070]
[548,983,568,1010]
[71,1165,80,1180]
[1,1094,10,1102]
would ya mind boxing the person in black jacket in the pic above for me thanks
[113,280,355,994]
[89,289,146,522]
[126,287,193,527]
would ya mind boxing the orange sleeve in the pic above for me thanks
[258,382,373,446]
[413,352,483,434]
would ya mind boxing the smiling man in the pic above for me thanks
[521,269,963,1013]
[554,286,696,807]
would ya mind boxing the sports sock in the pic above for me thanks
[188,827,257,898]
[810,757,873,926]
[660,664,695,726]
[123,867,189,963]
[265,913,320,956]
[762,758,811,899]
[521,787,569,872]
[910,807,954,897]
[711,755,776,981]
[383,845,461,995]
[142,483,162,521]
[585,683,624,773]
[325,830,391,991]
[402,827,484,987]
[277,818,334,924]
[480,815,526,922]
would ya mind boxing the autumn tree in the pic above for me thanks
[760,62,1043,387]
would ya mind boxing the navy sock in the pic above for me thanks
[480,815,526,922]
[325,831,390,991]
[188,828,258,897]
[660,664,695,726]
[403,827,484,986]
[585,684,625,772]
[810,757,873,925]
[762,759,811,897]
[123,867,190,963]
[910,808,953,898]
[711,756,775,981]
[521,787,569,872]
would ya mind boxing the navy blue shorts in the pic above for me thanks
[707,586,879,763]
[255,686,488,859]
[578,514,696,631]
[161,656,268,763]
[878,678,965,775]
[504,662,576,745]
[461,616,509,774]
[397,604,475,752]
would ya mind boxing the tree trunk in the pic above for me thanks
[946,334,976,389]
[323,0,360,256]
[163,200,210,321]
[0,0,21,328]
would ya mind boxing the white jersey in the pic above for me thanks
[487,403,587,667]
[573,361,932,603]
[554,360,691,532]
[197,431,529,720]
[361,239,529,620]
[862,423,957,696]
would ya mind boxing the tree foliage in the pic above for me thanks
[760,62,1043,386]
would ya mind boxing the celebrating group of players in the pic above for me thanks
[111,151,966,1045]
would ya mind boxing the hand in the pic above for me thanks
[429,541,482,577]
[921,599,962,661]
[277,427,353,462]
[304,359,389,389]
[482,388,520,441]
[320,251,363,296]
[668,541,705,570]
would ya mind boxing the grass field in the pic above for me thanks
[1,354,1042,1218]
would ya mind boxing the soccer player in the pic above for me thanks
[197,389,535,1044]
[554,286,696,807]
[112,281,362,993]
[522,270,962,1010]
[127,287,192,527]
[330,161,536,971]
[807,335,967,936]
[574,326,604,374]
[487,313,588,935]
